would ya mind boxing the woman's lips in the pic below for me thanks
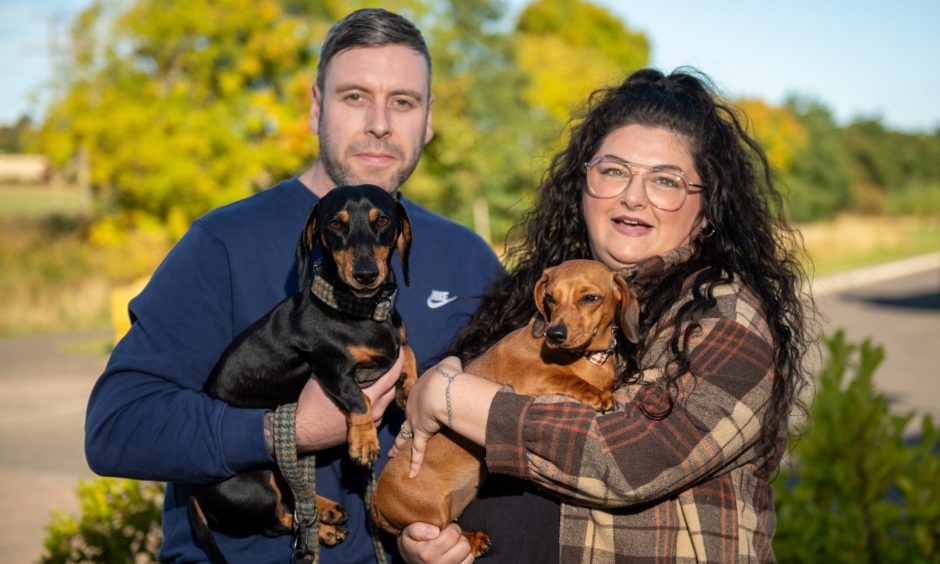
[612,215,652,235]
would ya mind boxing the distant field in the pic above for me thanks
[800,215,940,276]
[0,183,91,219]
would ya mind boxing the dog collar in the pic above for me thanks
[310,260,397,322]
[583,337,617,366]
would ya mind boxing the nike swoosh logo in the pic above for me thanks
[427,294,459,309]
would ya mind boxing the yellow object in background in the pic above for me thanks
[110,276,150,345]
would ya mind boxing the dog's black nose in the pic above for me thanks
[354,269,379,286]
[545,324,567,345]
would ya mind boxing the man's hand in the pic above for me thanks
[397,522,474,564]
[294,348,404,453]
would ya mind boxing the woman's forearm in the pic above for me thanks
[427,363,502,446]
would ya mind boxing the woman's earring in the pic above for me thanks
[699,225,716,239]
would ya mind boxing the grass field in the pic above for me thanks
[800,215,940,276]
[0,183,91,219]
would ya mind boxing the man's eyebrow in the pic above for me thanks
[331,83,427,102]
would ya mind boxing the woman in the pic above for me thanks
[395,68,814,563]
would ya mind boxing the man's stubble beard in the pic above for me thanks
[317,113,427,193]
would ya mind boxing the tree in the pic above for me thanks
[407,0,555,242]
[515,0,649,125]
[783,96,853,222]
[0,116,38,154]
[41,0,342,251]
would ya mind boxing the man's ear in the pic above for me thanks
[424,95,434,144]
[309,85,322,134]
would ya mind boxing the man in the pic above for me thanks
[84,9,501,563]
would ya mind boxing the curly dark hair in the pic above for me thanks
[451,68,814,470]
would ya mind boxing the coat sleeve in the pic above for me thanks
[484,310,775,508]
[84,221,272,482]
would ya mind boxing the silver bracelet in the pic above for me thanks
[433,365,459,427]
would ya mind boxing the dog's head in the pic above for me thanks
[532,259,640,350]
[296,184,412,296]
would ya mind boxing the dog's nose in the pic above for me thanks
[545,324,567,346]
[354,269,379,286]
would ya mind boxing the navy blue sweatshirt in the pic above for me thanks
[84,178,503,563]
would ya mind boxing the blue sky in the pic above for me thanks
[2,0,938,132]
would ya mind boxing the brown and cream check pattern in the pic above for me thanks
[485,246,783,563]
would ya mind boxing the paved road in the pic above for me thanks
[814,260,940,425]
[0,255,937,563]
[0,331,107,563]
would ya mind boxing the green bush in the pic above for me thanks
[774,331,940,563]
[41,478,164,563]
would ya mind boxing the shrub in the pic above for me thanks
[774,331,940,562]
[41,478,164,563]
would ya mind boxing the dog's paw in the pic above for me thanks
[317,498,348,525]
[347,418,381,468]
[395,367,416,409]
[466,531,492,558]
[347,438,380,468]
[591,390,615,413]
[319,523,348,546]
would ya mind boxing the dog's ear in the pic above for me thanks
[395,200,412,287]
[531,268,554,338]
[295,203,320,289]
[614,274,640,344]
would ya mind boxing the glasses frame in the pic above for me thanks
[583,155,707,212]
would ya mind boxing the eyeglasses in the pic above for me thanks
[584,156,706,211]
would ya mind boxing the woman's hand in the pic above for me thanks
[397,522,474,564]
[391,356,502,477]
[390,356,463,476]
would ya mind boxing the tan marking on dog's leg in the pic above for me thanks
[270,472,294,530]
[347,397,379,467]
[346,346,381,365]
[398,344,417,405]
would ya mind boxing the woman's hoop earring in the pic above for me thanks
[699,225,716,239]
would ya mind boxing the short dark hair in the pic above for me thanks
[316,8,431,92]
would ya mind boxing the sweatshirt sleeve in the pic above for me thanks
[484,314,775,508]
[84,222,272,482]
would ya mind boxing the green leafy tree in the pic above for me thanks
[782,96,853,222]
[843,118,940,216]
[774,331,940,562]
[0,115,39,154]
[408,0,555,242]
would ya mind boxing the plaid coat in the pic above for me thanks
[485,247,783,563]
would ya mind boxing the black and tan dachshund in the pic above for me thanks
[189,184,417,562]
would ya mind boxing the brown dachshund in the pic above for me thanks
[370,259,639,557]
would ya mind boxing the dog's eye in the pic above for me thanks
[328,220,343,230]
[375,216,390,228]
[581,294,601,304]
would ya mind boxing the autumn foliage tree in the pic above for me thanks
[41,0,325,268]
